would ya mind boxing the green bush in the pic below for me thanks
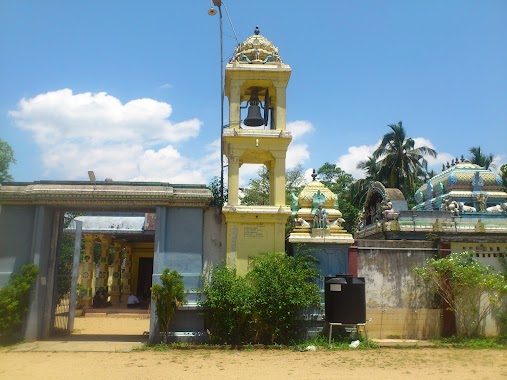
[414,251,507,337]
[248,253,321,344]
[151,267,186,343]
[199,253,321,345]
[0,264,39,342]
[199,265,254,345]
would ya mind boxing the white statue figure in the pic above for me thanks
[381,201,394,218]
[459,202,477,213]
[295,217,310,227]
[330,217,346,227]
[444,197,460,216]
[486,202,507,213]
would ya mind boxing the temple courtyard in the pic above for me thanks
[0,316,505,379]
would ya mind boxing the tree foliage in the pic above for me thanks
[350,156,380,209]
[240,166,270,205]
[414,252,507,337]
[468,146,495,170]
[316,163,358,233]
[54,213,84,307]
[373,121,436,200]
[240,164,307,206]
[151,267,186,343]
[317,162,353,196]
[0,264,39,341]
[284,164,307,205]
[208,176,228,207]
[0,139,16,182]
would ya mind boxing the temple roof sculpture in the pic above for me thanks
[355,181,408,233]
[413,159,507,212]
[288,170,353,244]
[356,162,507,241]
[231,26,282,64]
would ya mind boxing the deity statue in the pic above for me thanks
[476,193,488,212]
[312,203,329,229]
[380,200,398,220]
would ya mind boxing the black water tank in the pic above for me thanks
[325,274,366,324]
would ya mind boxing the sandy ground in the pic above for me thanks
[1,316,506,380]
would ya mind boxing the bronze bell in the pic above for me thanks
[244,90,265,127]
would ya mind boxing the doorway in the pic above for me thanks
[137,257,153,304]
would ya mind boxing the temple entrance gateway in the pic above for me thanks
[0,181,212,342]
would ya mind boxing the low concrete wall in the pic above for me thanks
[366,308,441,339]
[357,239,441,339]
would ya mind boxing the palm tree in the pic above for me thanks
[350,156,379,208]
[468,146,495,170]
[356,156,380,179]
[373,121,437,198]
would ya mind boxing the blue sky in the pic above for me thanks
[1,1,506,187]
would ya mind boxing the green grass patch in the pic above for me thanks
[136,333,379,352]
[431,336,507,349]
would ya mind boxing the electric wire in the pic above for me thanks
[222,2,240,46]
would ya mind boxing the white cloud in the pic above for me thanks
[9,89,208,182]
[286,120,314,140]
[286,120,313,169]
[286,143,310,169]
[492,154,507,174]
[413,137,454,173]
[9,90,318,186]
[335,144,378,179]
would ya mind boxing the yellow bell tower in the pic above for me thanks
[222,27,292,275]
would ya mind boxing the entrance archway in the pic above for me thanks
[0,180,211,342]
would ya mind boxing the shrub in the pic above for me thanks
[247,253,321,344]
[414,251,507,337]
[0,264,39,342]
[199,265,254,345]
[151,267,186,343]
[199,253,321,345]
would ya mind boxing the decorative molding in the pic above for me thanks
[0,183,212,208]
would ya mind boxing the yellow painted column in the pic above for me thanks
[109,241,122,306]
[80,234,95,309]
[273,153,287,206]
[273,81,287,130]
[229,81,242,129]
[268,161,275,206]
[122,245,133,306]
[228,155,240,206]
[97,235,111,295]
